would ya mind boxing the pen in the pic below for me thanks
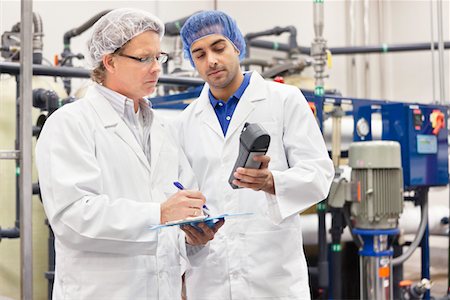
[173,181,210,217]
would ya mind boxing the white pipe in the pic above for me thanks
[429,0,437,103]
[377,0,386,99]
[363,0,370,98]
[323,114,383,151]
[345,0,357,97]
[436,0,447,104]
[301,204,449,245]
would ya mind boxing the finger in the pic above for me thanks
[188,199,205,209]
[253,155,270,169]
[253,155,270,163]
[197,223,215,239]
[235,168,269,178]
[234,171,267,183]
[213,219,225,232]
[184,190,206,201]
[232,179,263,191]
[181,226,201,244]
[183,224,205,237]
[183,225,211,245]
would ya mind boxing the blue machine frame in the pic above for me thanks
[153,88,449,189]
[303,93,449,189]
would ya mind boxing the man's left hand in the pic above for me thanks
[232,155,275,195]
[182,220,225,245]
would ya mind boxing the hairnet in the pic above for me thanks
[180,10,246,67]
[87,8,165,68]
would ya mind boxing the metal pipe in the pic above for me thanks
[0,228,20,238]
[328,42,450,54]
[0,62,204,86]
[249,39,450,55]
[63,10,111,47]
[429,0,437,103]
[346,0,357,97]
[313,3,328,296]
[331,107,343,167]
[313,0,324,39]
[436,0,447,104]
[20,0,33,298]
[61,10,111,94]
[317,202,329,298]
[363,0,370,98]
[420,191,431,300]
[312,0,327,90]
[32,12,43,64]
[377,0,386,99]
[244,26,299,59]
[330,208,344,299]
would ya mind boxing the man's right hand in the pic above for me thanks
[160,190,206,224]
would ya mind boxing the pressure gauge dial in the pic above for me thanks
[356,118,370,138]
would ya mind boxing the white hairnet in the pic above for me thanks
[87,8,165,68]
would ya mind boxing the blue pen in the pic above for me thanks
[173,181,210,217]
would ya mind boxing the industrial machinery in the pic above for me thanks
[349,141,403,300]
[1,3,449,299]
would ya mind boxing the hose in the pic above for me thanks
[392,198,428,266]
[342,203,363,249]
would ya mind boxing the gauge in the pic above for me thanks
[356,118,370,138]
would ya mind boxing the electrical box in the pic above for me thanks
[381,103,448,188]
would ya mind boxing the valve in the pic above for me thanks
[430,109,445,135]
[273,76,285,84]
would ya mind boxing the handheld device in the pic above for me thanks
[228,122,271,189]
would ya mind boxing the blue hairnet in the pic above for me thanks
[180,11,246,67]
[87,8,164,68]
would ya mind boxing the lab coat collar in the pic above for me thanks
[194,71,267,141]
[86,86,151,173]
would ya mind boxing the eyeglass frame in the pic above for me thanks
[115,52,169,65]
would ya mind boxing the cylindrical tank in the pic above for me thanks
[0,74,67,299]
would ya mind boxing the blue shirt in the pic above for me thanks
[209,72,252,136]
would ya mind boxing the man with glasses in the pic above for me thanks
[35,8,222,300]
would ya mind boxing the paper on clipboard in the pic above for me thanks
[149,212,253,230]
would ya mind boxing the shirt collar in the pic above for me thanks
[209,71,252,107]
[95,84,153,125]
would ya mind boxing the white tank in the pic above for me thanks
[0,74,67,299]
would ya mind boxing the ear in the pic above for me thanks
[103,54,116,73]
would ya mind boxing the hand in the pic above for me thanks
[160,190,205,224]
[232,155,275,195]
[182,219,225,245]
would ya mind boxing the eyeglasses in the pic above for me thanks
[117,52,169,64]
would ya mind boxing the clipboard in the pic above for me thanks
[149,212,253,230]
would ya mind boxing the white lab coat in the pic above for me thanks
[36,86,196,300]
[173,72,334,300]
